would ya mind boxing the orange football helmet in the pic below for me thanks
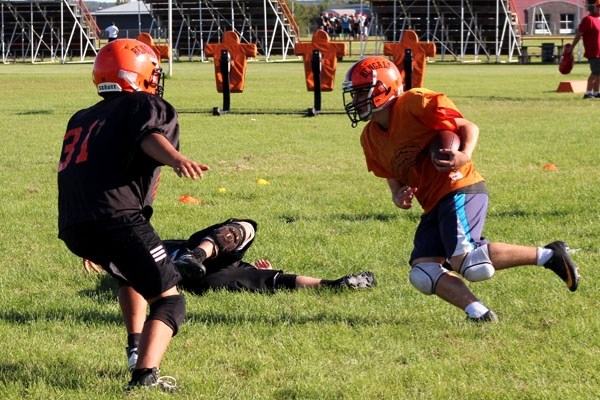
[92,38,164,97]
[342,56,403,127]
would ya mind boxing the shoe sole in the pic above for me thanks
[545,241,579,292]
[556,252,578,292]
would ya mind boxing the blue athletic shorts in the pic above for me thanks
[410,190,489,265]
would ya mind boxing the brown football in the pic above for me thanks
[429,130,460,161]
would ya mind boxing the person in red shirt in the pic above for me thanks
[342,56,580,322]
[569,0,600,98]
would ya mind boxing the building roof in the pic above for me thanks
[514,0,582,8]
[92,1,150,15]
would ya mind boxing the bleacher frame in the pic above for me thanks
[371,0,523,62]
[1,0,297,63]
[1,0,98,64]
[1,0,525,64]
[143,0,297,61]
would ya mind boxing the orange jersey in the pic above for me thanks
[360,88,484,213]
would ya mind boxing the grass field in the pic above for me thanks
[0,58,599,399]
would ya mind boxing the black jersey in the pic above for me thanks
[58,92,179,233]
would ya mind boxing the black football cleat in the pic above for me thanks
[543,241,579,292]
[173,250,207,280]
[339,271,377,289]
[126,368,178,393]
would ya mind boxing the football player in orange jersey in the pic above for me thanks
[342,56,580,322]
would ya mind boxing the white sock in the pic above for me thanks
[464,301,489,319]
[536,247,553,265]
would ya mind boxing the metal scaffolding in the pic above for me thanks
[1,0,98,63]
[1,0,298,64]
[143,0,298,61]
[371,0,523,62]
[2,0,526,64]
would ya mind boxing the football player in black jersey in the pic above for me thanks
[57,39,209,392]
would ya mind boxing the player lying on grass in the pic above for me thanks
[84,218,376,371]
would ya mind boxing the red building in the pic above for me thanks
[515,0,585,35]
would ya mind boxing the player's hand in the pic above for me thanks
[83,259,104,274]
[173,158,210,180]
[432,150,470,172]
[254,259,272,269]
[392,186,417,209]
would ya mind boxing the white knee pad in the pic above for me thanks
[459,245,495,282]
[409,262,448,295]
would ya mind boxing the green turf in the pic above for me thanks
[0,59,598,399]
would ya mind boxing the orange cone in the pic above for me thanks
[178,194,200,204]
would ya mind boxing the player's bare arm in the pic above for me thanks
[387,178,417,209]
[140,133,209,179]
[454,118,478,159]
[434,118,478,172]
[569,31,582,52]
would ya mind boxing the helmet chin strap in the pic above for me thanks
[126,78,141,92]
[119,69,141,92]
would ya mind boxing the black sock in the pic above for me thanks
[320,278,343,288]
[131,367,155,380]
[127,333,141,349]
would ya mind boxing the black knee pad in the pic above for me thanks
[148,294,186,336]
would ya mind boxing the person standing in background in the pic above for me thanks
[105,22,119,42]
[568,0,600,99]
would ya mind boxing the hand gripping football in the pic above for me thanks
[429,130,460,161]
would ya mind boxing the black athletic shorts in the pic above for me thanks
[179,261,282,295]
[59,212,181,299]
